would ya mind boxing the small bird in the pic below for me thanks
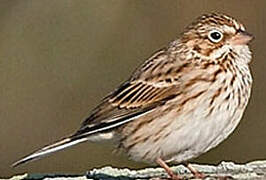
[13,13,253,179]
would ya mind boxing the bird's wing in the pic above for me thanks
[73,48,185,138]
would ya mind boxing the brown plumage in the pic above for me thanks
[13,13,253,179]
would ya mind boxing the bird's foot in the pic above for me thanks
[185,163,205,179]
[156,158,183,180]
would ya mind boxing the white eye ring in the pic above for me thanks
[208,30,223,43]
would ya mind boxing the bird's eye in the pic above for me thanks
[208,30,223,43]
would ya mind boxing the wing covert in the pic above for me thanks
[75,48,186,136]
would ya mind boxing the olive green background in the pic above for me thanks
[0,0,265,178]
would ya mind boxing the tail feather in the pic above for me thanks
[12,137,87,167]
[12,101,158,167]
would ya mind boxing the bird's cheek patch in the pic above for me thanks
[192,40,215,57]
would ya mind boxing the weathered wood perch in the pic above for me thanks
[6,160,266,180]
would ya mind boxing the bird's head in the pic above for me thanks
[181,13,253,61]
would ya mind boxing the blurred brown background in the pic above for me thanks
[0,0,265,177]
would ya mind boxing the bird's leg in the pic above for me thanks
[184,163,205,179]
[156,158,182,180]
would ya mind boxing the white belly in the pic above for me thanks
[163,98,246,163]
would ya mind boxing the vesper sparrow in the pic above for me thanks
[13,13,253,179]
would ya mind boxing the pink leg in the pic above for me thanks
[156,158,182,180]
[185,163,205,179]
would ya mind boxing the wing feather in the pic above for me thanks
[76,48,186,136]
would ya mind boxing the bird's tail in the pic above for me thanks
[12,136,88,167]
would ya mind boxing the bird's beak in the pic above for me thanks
[230,30,254,45]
